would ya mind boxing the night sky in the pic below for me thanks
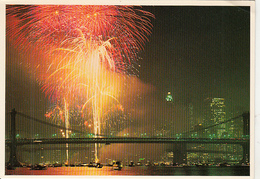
[5,6,251,135]
[139,6,250,120]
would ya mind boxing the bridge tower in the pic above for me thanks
[8,108,20,167]
[172,143,187,165]
[241,111,250,164]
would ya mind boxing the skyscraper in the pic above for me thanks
[204,98,226,138]
[211,98,226,138]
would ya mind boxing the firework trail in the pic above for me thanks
[48,32,126,162]
[6,5,154,162]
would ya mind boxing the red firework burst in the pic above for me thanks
[6,5,154,66]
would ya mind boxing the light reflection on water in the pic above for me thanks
[6,166,250,176]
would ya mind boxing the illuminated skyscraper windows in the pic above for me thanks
[204,98,226,138]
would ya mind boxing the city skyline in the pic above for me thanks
[140,6,250,120]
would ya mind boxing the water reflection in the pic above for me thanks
[6,166,250,176]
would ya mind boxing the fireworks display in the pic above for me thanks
[6,5,154,72]
[6,5,154,162]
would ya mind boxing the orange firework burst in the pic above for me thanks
[6,5,154,63]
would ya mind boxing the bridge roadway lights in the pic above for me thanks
[8,108,21,168]
[6,137,250,145]
[6,137,250,165]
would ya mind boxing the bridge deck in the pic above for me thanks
[5,137,249,146]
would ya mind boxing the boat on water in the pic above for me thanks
[196,163,208,167]
[136,162,143,166]
[128,161,135,167]
[113,161,123,170]
[88,162,103,168]
[95,163,103,168]
[31,164,47,170]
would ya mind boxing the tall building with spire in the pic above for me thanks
[166,91,173,103]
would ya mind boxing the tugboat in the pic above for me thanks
[96,163,103,168]
[128,161,135,167]
[196,163,208,167]
[113,161,123,170]
[136,162,143,166]
[31,163,47,170]
[88,162,103,168]
[145,161,151,167]
[88,162,95,167]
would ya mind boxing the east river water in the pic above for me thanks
[5,166,250,176]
